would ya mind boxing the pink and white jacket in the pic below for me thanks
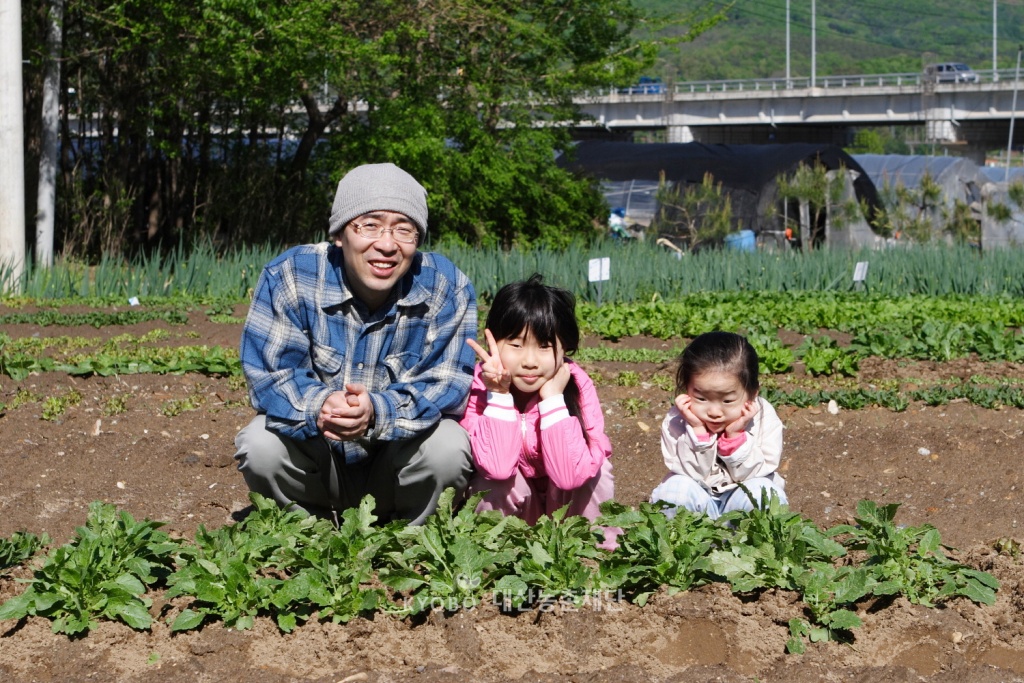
[459,360,612,491]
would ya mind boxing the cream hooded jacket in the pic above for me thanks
[660,396,785,495]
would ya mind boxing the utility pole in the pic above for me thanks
[786,0,791,88]
[1005,45,1022,183]
[811,0,817,88]
[0,0,26,293]
[994,0,999,81]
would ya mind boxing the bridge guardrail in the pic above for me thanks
[585,68,1024,98]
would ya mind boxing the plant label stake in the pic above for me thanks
[589,257,610,306]
[853,261,869,292]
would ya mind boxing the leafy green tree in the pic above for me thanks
[847,130,887,155]
[776,162,855,250]
[317,0,684,248]
[653,172,735,249]
[942,199,980,245]
[871,172,943,243]
[21,0,725,257]
[846,128,911,156]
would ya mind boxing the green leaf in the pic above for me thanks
[707,549,758,582]
[0,591,34,621]
[918,529,942,555]
[276,612,297,633]
[170,609,206,632]
[380,569,427,592]
[808,627,831,643]
[959,568,1000,590]
[959,581,997,606]
[824,609,862,630]
[111,601,153,630]
[529,543,555,566]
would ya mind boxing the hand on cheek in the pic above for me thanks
[676,394,708,434]
[724,398,759,437]
[539,361,572,400]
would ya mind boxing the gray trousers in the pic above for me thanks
[234,414,473,525]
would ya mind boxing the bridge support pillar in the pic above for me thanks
[667,125,694,143]
[926,119,959,142]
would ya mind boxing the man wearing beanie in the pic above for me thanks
[234,163,477,525]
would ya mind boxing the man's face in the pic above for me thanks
[335,211,419,310]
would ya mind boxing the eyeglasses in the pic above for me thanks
[350,221,419,244]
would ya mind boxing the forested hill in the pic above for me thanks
[639,0,1024,82]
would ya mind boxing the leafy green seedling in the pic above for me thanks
[616,371,641,387]
[596,501,724,605]
[380,488,522,615]
[41,388,83,421]
[166,493,327,632]
[497,505,602,608]
[0,502,181,634]
[786,562,870,652]
[620,398,649,417]
[711,488,846,593]
[0,531,49,572]
[831,500,999,608]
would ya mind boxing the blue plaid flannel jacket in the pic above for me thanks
[241,242,477,463]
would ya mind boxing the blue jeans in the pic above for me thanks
[650,474,787,520]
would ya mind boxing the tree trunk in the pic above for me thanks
[35,0,64,268]
[292,92,347,178]
[799,200,811,254]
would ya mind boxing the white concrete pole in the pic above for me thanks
[810,0,816,88]
[786,0,791,89]
[0,0,26,293]
[1005,46,1022,183]
[993,0,998,78]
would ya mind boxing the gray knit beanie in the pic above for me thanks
[327,163,428,240]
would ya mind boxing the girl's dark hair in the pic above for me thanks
[487,274,587,437]
[676,331,760,396]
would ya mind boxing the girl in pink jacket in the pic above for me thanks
[460,274,614,526]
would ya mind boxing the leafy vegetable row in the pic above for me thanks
[0,491,999,654]
[0,310,190,328]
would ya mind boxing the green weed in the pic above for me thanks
[41,389,83,422]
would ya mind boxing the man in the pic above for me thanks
[234,163,477,525]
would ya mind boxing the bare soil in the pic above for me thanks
[2,307,1024,682]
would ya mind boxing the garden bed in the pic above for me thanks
[1,306,1023,682]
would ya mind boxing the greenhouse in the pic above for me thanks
[563,141,883,250]
[978,165,1024,249]
[851,154,1024,249]
[851,154,986,245]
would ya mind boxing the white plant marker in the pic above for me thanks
[588,257,611,306]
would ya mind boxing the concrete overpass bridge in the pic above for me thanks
[574,69,1024,162]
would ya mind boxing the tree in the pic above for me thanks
[871,172,942,243]
[20,0,725,256]
[776,162,854,250]
[34,0,63,268]
[320,0,684,248]
[653,172,734,250]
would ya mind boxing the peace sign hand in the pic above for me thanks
[466,329,512,394]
